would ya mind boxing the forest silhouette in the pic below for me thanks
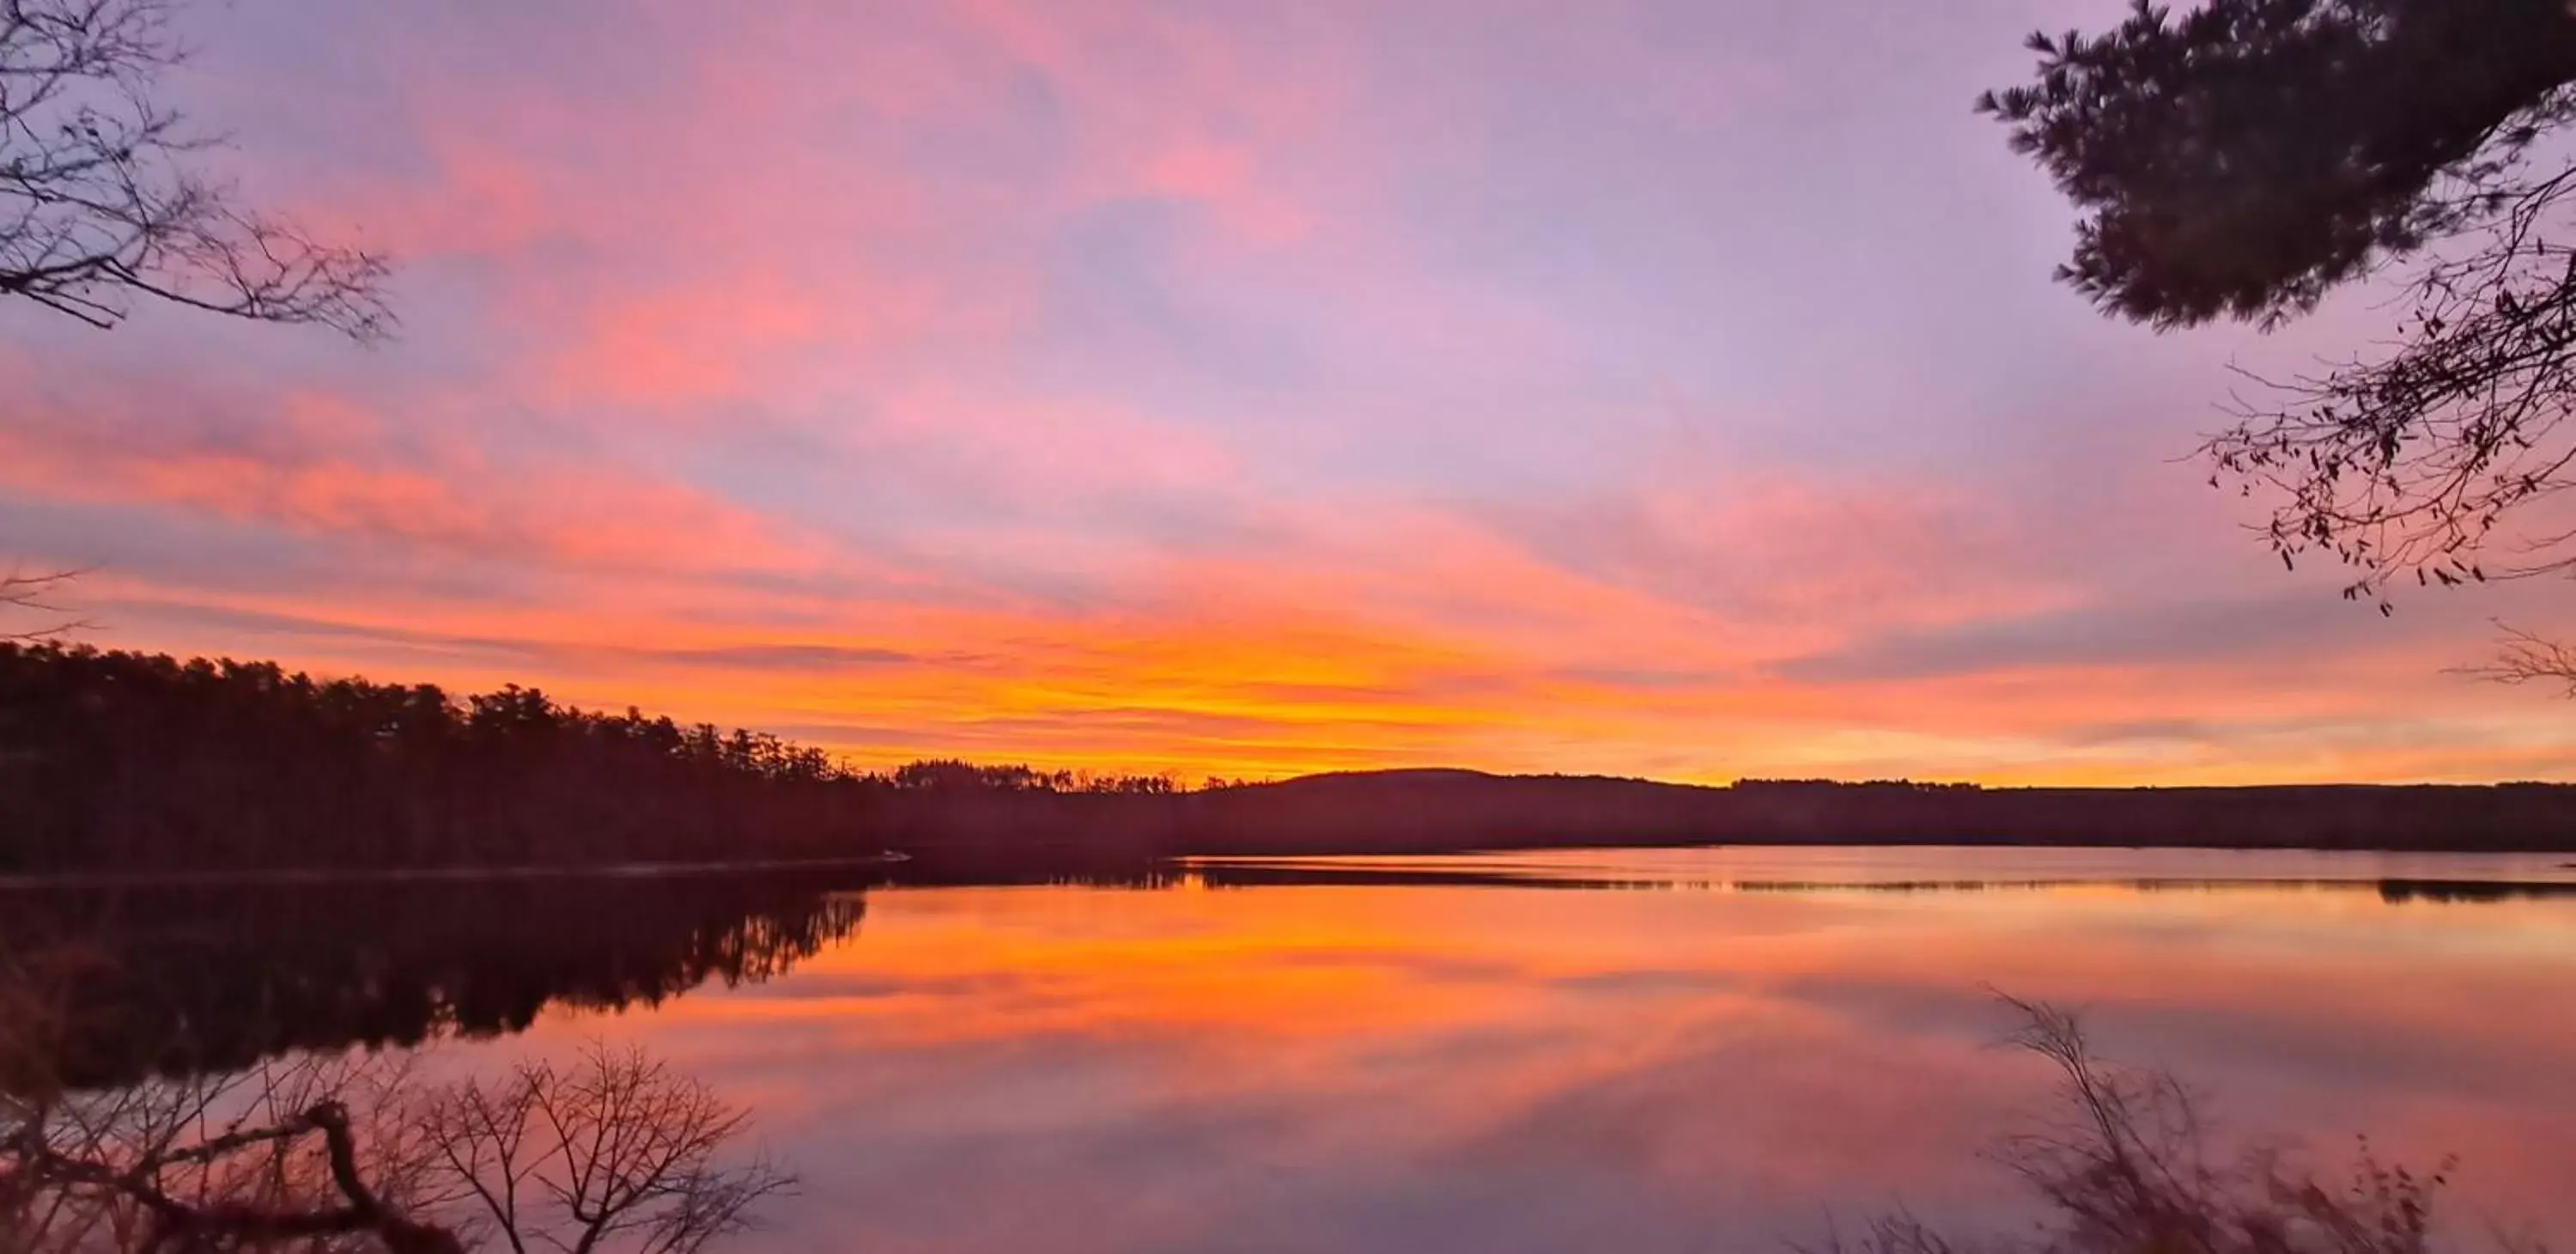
[10,642,2576,878]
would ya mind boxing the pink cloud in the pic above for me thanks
[9,0,2576,785]
[0,366,829,581]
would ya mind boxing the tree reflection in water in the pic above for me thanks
[5,875,2549,1254]
[1,1028,793,1254]
[0,872,871,1092]
[0,873,849,1253]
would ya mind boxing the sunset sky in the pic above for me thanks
[8,0,2576,784]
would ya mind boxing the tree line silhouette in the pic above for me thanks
[13,642,2576,878]
[0,644,1189,874]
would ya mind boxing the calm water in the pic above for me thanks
[21,846,2576,1253]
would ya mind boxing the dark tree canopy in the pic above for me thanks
[0,643,1204,875]
[1980,0,2576,330]
[0,0,390,336]
[1985,1,2576,618]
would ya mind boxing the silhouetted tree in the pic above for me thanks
[3,997,789,1253]
[0,642,1245,873]
[1,942,459,1253]
[0,0,392,335]
[0,644,896,872]
[883,759,1182,795]
[1982,2,2576,660]
[15,642,2576,869]
[416,1044,793,1254]
[3,0,398,636]
[1981,1,2576,329]
[4,934,798,1254]
[890,760,1055,792]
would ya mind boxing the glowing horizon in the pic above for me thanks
[8,0,2576,786]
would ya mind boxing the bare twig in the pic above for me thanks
[0,0,392,338]
[6,940,789,1254]
[0,565,88,640]
[2205,161,2576,612]
[2453,621,2576,696]
[424,1043,795,1254]
[1807,998,2475,1254]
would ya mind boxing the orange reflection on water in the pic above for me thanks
[521,849,2576,1254]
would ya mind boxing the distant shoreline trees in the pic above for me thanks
[0,642,1200,874]
[887,758,1190,795]
[12,641,2576,875]
[0,642,867,872]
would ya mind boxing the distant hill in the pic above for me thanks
[884,770,2576,868]
[1154,771,2576,855]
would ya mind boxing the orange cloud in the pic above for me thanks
[11,0,2576,787]
[0,373,831,582]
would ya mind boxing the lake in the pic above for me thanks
[10,845,2576,1254]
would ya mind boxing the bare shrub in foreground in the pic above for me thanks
[415,1044,793,1254]
[1,944,446,1252]
[3,951,791,1254]
[1808,996,2510,1254]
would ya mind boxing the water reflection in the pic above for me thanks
[1183,862,2576,900]
[6,848,2573,1254]
[1181,845,2576,898]
[682,849,2576,1254]
[0,870,871,1089]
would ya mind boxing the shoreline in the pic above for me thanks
[0,853,903,892]
[5,843,2573,892]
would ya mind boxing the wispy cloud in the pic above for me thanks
[7,0,2576,782]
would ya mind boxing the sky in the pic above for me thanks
[7,0,2576,785]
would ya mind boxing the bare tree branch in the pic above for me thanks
[0,565,88,640]
[1809,997,2464,1254]
[3,942,462,1253]
[2452,621,2576,696]
[422,1044,795,1254]
[2205,161,2576,612]
[0,0,392,338]
[6,941,789,1254]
